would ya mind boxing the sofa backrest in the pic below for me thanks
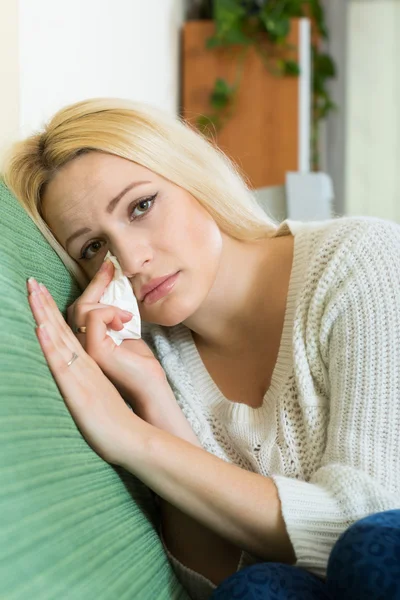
[0,182,187,599]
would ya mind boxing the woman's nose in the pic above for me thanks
[111,241,152,278]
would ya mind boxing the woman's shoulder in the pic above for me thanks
[287,213,400,243]
[290,215,400,384]
[288,214,400,275]
[283,214,400,326]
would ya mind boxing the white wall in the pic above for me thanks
[0,0,184,163]
[345,0,400,222]
[0,0,19,161]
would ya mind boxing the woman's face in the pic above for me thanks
[42,152,223,326]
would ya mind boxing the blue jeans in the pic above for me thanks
[211,509,400,599]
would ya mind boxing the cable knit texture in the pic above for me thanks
[142,216,400,600]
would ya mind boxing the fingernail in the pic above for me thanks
[121,310,132,317]
[27,277,39,291]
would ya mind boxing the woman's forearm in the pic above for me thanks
[119,420,295,565]
[132,390,201,446]
[136,394,242,583]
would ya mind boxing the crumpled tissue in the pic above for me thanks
[99,251,141,345]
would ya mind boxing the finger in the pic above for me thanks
[27,277,41,294]
[108,311,133,331]
[28,287,80,354]
[72,301,122,330]
[84,307,131,358]
[38,283,74,333]
[35,320,78,368]
[37,284,77,346]
[76,310,131,355]
[109,318,124,331]
[73,305,132,333]
[29,291,76,356]
[28,279,68,334]
[79,259,115,304]
[35,322,97,411]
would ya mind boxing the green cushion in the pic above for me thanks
[0,182,188,599]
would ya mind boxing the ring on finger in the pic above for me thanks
[74,325,87,334]
[67,351,79,367]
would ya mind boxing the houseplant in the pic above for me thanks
[185,0,336,171]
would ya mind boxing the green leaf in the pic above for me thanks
[210,78,234,110]
[206,35,229,49]
[260,14,290,42]
[215,78,233,95]
[208,30,251,48]
[313,74,325,95]
[213,0,247,44]
[213,0,246,22]
[317,98,338,119]
[283,59,300,76]
[309,0,329,38]
[206,36,219,49]
[223,27,251,45]
[283,0,306,17]
[315,53,336,78]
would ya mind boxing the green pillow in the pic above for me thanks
[0,182,188,599]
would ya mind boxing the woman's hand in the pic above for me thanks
[59,262,199,447]
[27,277,143,465]
[65,259,169,407]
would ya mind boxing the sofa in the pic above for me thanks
[0,181,189,599]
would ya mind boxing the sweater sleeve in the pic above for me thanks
[272,219,400,578]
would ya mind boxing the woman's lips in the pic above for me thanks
[142,272,180,305]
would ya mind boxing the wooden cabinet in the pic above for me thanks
[181,19,309,189]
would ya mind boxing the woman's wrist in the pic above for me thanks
[116,414,155,468]
[141,395,201,446]
[128,383,201,447]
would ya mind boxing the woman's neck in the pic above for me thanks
[182,232,294,358]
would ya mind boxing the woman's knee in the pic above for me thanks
[327,509,400,599]
[211,562,331,599]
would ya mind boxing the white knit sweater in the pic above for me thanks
[143,216,400,600]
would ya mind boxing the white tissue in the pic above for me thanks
[99,251,141,345]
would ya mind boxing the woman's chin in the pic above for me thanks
[142,301,197,328]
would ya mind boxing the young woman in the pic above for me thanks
[4,98,400,600]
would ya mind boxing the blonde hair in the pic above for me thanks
[3,98,279,288]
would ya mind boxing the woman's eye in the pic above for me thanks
[79,194,157,260]
[80,240,104,260]
[130,194,157,220]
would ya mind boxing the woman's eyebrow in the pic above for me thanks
[106,180,151,214]
[65,180,151,251]
[66,227,92,252]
